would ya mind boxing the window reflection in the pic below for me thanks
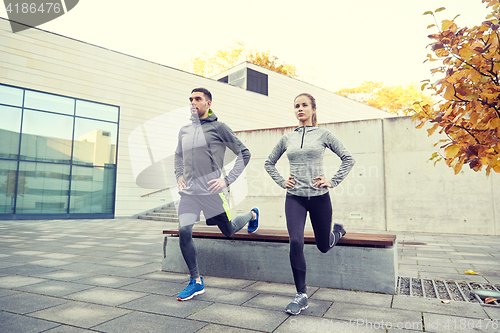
[73,118,117,166]
[24,90,75,115]
[0,106,22,159]
[0,160,18,214]
[15,162,70,214]
[70,166,115,214]
[0,85,23,107]
[0,84,119,218]
[76,100,119,122]
[20,110,74,163]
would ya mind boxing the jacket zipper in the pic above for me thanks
[300,127,306,148]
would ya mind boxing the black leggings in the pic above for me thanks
[285,193,336,294]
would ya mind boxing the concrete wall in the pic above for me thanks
[233,117,499,235]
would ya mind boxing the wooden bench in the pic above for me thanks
[161,227,398,294]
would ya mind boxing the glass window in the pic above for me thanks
[0,160,18,214]
[70,166,115,214]
[15,162,70,214]
[0,105,22,159]
[0,86,118,219]
[24,90,75,115]
[76,100,119,122]
[20,110,74,163]
[0,85,24,107]
[73,118,118,166]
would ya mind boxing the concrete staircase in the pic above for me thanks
[138,204,178,223]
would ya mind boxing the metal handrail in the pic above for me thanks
[141,186,176,197]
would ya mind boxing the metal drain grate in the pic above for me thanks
[397,277,500,307]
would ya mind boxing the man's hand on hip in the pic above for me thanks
[207,178,227,193]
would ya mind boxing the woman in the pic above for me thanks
[264,93,355,315]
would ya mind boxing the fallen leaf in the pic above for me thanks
[441,300,451,304]
[465,270,478,275]
[485,297,498,304]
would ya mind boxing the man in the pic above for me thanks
[174,87,259,301]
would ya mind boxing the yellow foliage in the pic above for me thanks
[181,42,298,78]
[445,145,460,159]
[336,81,434,116]
[415,0,500,175]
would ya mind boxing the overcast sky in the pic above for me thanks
[0,0,492,92]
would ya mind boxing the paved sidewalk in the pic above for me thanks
[0,219,498,333]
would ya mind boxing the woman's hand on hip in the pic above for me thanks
[313,176,332,188]
[284,176,295,189]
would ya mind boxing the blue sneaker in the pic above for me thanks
[177,277,204,301]
[247,207,259,233]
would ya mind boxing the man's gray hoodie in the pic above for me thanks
[174,110,251,195]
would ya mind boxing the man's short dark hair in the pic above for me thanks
[191,88,212,102]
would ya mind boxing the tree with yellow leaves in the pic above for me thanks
[181,42,298,78]
[414,0,500,175]
[336,81,434,116]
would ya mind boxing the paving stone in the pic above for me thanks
[121,279,186,296]
[28,259,72,267]
[65,287,148,306]
[423,312,499,333]
[196,324,257,332]
[28,301,131,328]
[102,260,147,267]
[419,272,488,283]
[93,310,207,333]
[114,253,157,261]
[65,245,93,249]
[0,264,59,276]
[310,288,393,308]
[0,287,20,297]
[242,293,331,317]
[39,253,79,260]
[68,256,111,264]
[189,303,288,332]
[195,286,258,305]
[0,310,59,333]
[137,271,190,283]
[97,263,160,277]
[324,302,423,328]
[0,275,46,288]
[393,295,489,319]
[0,292,69,314]
[74,275,141,288]
[275,316,386,333]
[0,255,41,262]
[0,261,23,269]
[202,276,256,290]
[56,262,109,272]
[119,294,212,317]
[16,280,94,297]
[242,281,318,297]
[482,306,500,320]
[397,269,420,279]
[408,266,459,274]
[44,325,97,332]
[37,270,97,282]
[11,251,46,256]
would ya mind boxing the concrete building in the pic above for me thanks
[1,18,498,235]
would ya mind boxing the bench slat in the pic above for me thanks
[163,227,396,247]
